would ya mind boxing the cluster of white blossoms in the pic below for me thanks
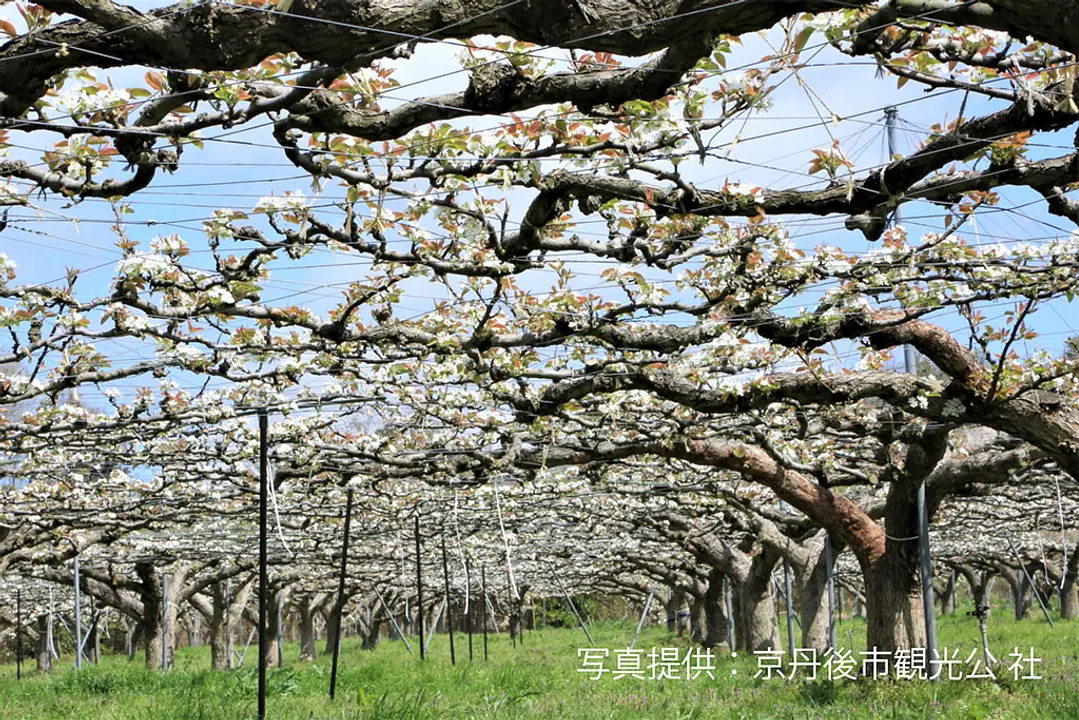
[718,72,772,110]
[52,83,132,118]
[721,181,764,203]
[0,251,15,285]
[0,371,38,397]
[101,303,154,333]
[149,234,189,257]
[908,394,930,411]
[804,11,852,33]
[254,190,310,214]
[115,252,177,280]
[970,29,1016,48]
[202,285,236,306]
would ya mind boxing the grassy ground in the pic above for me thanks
[0,610,1076,719]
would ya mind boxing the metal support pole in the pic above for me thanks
[47,588,55,664]
[884,105,916,373]
[465,558,474,662]
[423,599,445,654]
[257,409,269,720]
[374,589,413,656]
[225,580,233,670]
[723,576,735,650]
[917,482,939,680]
[1006,533,1054,627]
[507,569,517,650]
[90,597,99,664]
[481,565,489,661]
[824,537,836,651]
[73,557,82,670]
[882,107,941,675]
[977,611,991,666]
[440,534,456,665]
[414,515,425,661]
[161,573,169,670]
[629,591,653,649]
[1015,571,1025,620]
[276,618,282,669]
[555,575,595,645]
[329,488,354,700]
[517,592,524,648]
[783,562,795,657]
[15,587,21,680]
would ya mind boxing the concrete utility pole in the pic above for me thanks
[886,105,938,679]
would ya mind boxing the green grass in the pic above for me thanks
[1,610,1076,719]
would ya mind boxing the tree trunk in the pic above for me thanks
[852,591,865,618]
[956,565,991,616]
[702,569,730,650]
[360,614,381,651]
[266,590,283,668]
[736,550,781,653]
[864,551,925,655]
[663,588,686,635]
[208,582,232,671]
[323,606,340,656]
[35,616,51,673]
[1062,544,1079,620]
[508,610,522,642]
[939,572,956,615]
[88,615,100,664]
[126,621,139,662]
[1001,569,1029,620]
[297,596,318,662]
[860,465,943,656]
[688,595,705,644]
[797,539,834,653]
[136,563,166,671]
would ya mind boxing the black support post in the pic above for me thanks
[415,515,425,661]
[258,409,269,720]
[481,564,489,661]
[329,488,355,700]
[440,533,456,665]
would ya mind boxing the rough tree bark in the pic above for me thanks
[35,616,51,673]
[10,0,1079,125]
[663,587,687,636]
[688,592,705,645]
[358,603,382,652]
[265,587,286,668]
[796,535,836,654]
[1062,544,1079,620]
[701,567,730,650]
[956,565,993,616]
[295,594,326,662]
[937,572,956,616]
[135,562,167,671]
[734,549,782,653]
[322,604,341,656]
